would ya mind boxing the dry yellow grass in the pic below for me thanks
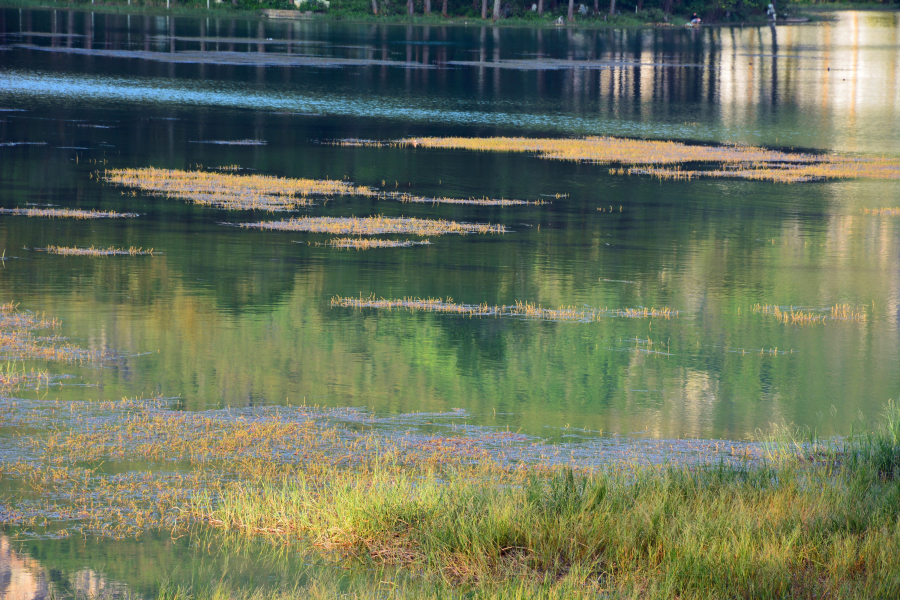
[241,216,506,236]
[105,168,377,211]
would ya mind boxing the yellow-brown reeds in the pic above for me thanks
[369,137,900,183]
[0,208,139,219]
[328,238,432,250]
[830,304,867,323]
[242,216,506,236]
[752,303,866,325]
[41,246,155,257]
[104,167,377,211]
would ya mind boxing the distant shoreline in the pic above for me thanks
[2,0,876,30]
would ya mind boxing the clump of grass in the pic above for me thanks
[241,216,506,236]
[328,238,432,250]
[105,167,376,211]
[831,303,867,322]
[0,207,139,219]
[332,295,679,323]
[378,136,900,183]
[752,303,867,325]
[155,574,595,600]
[40,246,155,257]
[863,207,900,216]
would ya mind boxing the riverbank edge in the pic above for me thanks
[0,0,838,29]
[174,404,900,597]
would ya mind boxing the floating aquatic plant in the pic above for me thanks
[327,238,432,250]
[384,192,547,207]
[105,167,376,211]
[0,208,139,219]
[40,246,155,257]
[241,216,506,236]
[357,136,900,184]
[331,295,679,322]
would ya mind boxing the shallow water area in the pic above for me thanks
[1,6,900,596]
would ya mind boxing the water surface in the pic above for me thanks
[1,8,899,596]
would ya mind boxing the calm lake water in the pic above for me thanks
[1,7,899,595]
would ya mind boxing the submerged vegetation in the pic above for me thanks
[385,136,900,183]
[41,245,155,256]
[331,295,679,322]
[241,216,507,235]
[0,207,140,219]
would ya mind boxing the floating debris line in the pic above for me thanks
[0,208,139,219]
[863,207,900,216]
[0,141,47,147]
[242,216,506,236]
[331,295,679,322]
[752,304,867,325]
[189,139,267,146]
[357,137,900,184]
[327,238,432,250]
[15,45,433,69]
[105,167,376,211]
[40,246,155,257]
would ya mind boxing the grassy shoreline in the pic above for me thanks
[184,414,900,597]
[4,395,899,597]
